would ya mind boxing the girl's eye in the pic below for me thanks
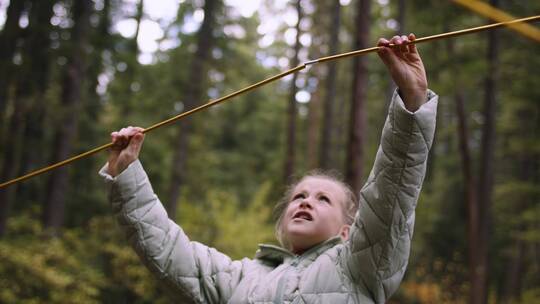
[319,196,330,204]
[292,193,305,200]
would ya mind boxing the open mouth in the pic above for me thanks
[292,211,313,221]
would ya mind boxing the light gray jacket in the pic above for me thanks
[100,90,438,303]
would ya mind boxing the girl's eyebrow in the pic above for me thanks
[316,191,333,200]
[291,190,305,197]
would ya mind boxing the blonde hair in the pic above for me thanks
[273,170,358,250]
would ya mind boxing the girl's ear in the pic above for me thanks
[339,225,350,241]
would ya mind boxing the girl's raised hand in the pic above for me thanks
[377,33,428,112]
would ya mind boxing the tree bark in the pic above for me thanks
[476,0,499,302]
[16,0,56,203]
[0,0,55,236]
[500,110,535,302]
[283,0,302,183]
[319,0,340,170]
[0,94,27,236]
[345,0,370,194]
[307,85,321,169]
[501,239,526,302]
[132,0,144,56]
[305,2,325,170]
[120,0,143,116]
[167,0,220,218]
[445,33,483,304]
[43,0,92,234]
[397,0,406,33]
[0,0,28,235]
[0,0,26,121]
[456,91,482,304]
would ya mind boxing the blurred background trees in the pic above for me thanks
[0,0,538,302]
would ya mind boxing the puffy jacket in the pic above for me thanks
[100,90,438,304]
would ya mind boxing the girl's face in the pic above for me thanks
[282,177,350,254]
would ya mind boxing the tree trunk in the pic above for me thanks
[501,239,526,302]
[456,91,482,304]
[0,94,27,236]
[305,1,325,170]
[132,0,144,56]
[319,0,340,170]
[397,0,406,33]
[345,0,370,194]
[445,34,483,304]
[500,111,535,302]
[0,0,26,121]
[43,0,92,234]
[16,0,56,203]
[476,0,499,302]
[66,0,112,215]
[120,0,143,116]
[0,0,56,236]
[307,86,321,169]
[167,0,220,218]
[283,0,302,183]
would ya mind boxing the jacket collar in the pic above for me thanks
[255,236,342,265]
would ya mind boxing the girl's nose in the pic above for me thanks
[299,199,313,209]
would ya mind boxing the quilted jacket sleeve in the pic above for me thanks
[340,89,438,303]
[100,161,245,304]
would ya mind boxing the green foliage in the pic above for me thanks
[0,215,103,303]
[0,181,276,303]
[179,181,276,259]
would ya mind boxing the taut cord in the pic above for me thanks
[1,15,539,189]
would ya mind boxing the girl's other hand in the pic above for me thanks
[107,126,145,177]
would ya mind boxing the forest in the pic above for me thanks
[0,0,538,303]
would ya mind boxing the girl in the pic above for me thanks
[100,34,438,303]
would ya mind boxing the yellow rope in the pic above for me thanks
[1,15,539,189]
[453,0,540,42]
